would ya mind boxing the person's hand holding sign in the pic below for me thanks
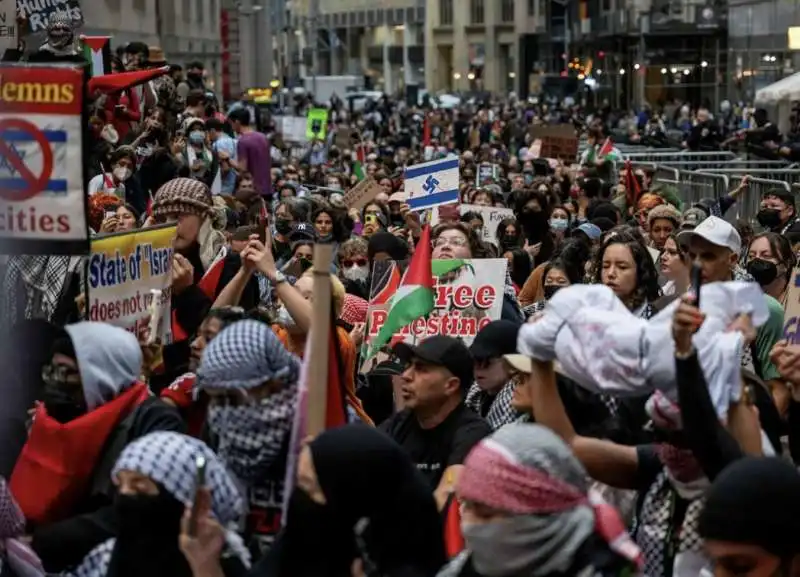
[172,254,195,295]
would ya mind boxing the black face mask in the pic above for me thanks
[543,285,562,301]
[115,491,185,538]
[519,210,547,239]
[747,258,779,286]
[757,208,783,230]
[42,384,88,424]
[275,218,293,235]
[501,235,519,250]
[390,215,405,227]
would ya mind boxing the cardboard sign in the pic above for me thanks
[18,0,83,33]
[275,115,307,143]
[476,163,499,186]
[334,127,358,149]
[0,64,89,255]
[343,178,382,210]
[88,224,176,340]
[0,0,16,52]
[458,204,515,247]
[528,125,578,161]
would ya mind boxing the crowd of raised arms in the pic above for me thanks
[4,12,800,577]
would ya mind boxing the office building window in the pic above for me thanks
[439,0,453,25]
[501,0,514,21]
[210,0,217,28]
[602,0,612,11]
[183,0,191,22]
[196,0,204,22]
[470,0,484,24]
[528,0,535,16]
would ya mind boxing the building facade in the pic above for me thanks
[727,0,800,102]
[79,0,222,91]
[288,0,426,94]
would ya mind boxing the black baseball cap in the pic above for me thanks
[288,222,317,244]
[469,320,520,361]
[394,335,474,390]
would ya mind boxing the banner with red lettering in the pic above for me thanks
[363,258,507,358]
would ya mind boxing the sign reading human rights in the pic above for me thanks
[0,64,89,254]
[365,258,507,351]
[87,224,176,342]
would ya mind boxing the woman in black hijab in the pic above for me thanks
[254,424,446,577]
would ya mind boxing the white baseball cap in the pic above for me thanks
[677,215,741,254]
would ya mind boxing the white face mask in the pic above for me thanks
[113,166,132,182]
[342,264,369,283]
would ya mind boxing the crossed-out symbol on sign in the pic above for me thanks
[423,175,439,193]
[0,145,26,175]
[0,118,54,202]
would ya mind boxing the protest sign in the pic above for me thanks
[306,108,328,140]
[343,178,382,210]
[17,0,83,33]
[0,0,16,53]
[87,224,176,342]
[0,64,89,254]
[528,125,578,161]
[364,258,507,352]
[458,204,514,246]
[784,269,800,344]
[476,163,499,186]
[275,115,307,143]
[404,155,459,211]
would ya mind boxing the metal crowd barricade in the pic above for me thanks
[696,168,800,185]
[624,150,737,165]
[713,175,792,223]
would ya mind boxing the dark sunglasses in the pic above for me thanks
[342,258,368,268]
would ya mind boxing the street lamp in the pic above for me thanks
[453,72,461,80]
[467,72,476,80]
[619,68,625,75]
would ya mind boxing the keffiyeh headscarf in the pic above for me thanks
[452,424,641,577]
[196,320,299,483]
[71,433,249,577]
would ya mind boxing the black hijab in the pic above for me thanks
[260,425,446,577]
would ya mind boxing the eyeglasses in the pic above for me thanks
[42,363,80,385]
[434,236,468,248]
[343,258,368,268]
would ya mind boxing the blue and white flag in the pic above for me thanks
[404,156,459,211]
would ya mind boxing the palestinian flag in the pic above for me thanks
[353,144,366,181]
[369,224,434,356]
[589,137,620,164]
[80,36,111,77]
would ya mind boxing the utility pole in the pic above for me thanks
[310,0,319,98]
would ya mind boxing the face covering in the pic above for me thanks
[42,383,88,424]
[317,233,333,243]
[343,264,369,283]
[756,208,783,229]
[519,209,548,240]
[549,218,568,231]
[543,285,562,300]
[462,516,590,577]
[501,235,519,250]
[275,218,293,236]
[207,395,296,482]
[188,131,206,146]
[113,166,132,182]
[114,491,185,538]
[747,258,779,286]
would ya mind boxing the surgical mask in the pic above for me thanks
[549,218,568,231]
[189,131,206,145]
[747,258,779,286]
[42,383,88,424]
[343,264,369,283]
[756,208,782,229]
[113,166,132,182]
[275,218,293,235]
[276,304,296,328]
[543,285,562,300]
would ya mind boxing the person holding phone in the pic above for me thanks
[69,431,248,577]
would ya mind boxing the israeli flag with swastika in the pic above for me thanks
[0,118,69,196]
[404,155,460,211]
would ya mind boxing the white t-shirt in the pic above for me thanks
[88,173,125,198]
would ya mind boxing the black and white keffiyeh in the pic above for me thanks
[1,255,83,326]
[69,432,249,577]
[465,381,518,430]
[196,320,299,484]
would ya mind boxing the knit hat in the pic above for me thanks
[647,203,682,228]
[152,178,213,219]
[699,457,800,558]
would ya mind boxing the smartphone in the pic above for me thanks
[188,455,207,537]
[690,263,702,309]
[364,213,377,227]
[105,211,115,219]
[257,207,268,244]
